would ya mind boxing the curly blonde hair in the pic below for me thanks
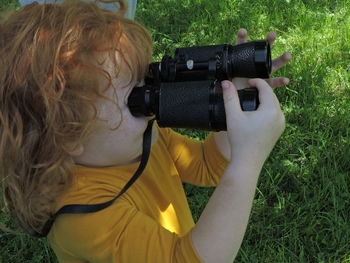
[0,0,152,233]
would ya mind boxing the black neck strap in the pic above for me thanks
[27,119,155,238]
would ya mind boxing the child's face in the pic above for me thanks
[71,52,158,167]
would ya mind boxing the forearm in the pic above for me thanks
[191,158,263,263]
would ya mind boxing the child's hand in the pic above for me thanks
[221,79,285,166]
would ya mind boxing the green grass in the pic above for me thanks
[1,0,350,262]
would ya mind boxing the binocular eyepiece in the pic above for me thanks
[128,40,272,131]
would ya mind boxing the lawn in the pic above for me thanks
[1,0,350,262]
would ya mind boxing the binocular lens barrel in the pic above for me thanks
[128,81,259,131]
[229,40,272,78]
[159,40,271,81]
[127,40,271,131]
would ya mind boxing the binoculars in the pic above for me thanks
[128,40,272,131]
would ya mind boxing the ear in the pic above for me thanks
[68,144,84,157]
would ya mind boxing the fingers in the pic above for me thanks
[266,77,290,89]
[271,52,292,73]
[238,30,276,45]
[247,79,280,110]
[232,77,249,90]
[233,76,289,90]
[265,31,276,46]
[222,78,282,125]
[264,31,292,73]
[236,28,247,44]
[221,80,242,119]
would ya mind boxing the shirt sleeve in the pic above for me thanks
[159,127,229,186]
[48,199,203,263]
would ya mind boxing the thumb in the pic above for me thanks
[221,80,242,121]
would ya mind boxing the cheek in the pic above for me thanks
[106,113,122,130]
[97,100,123,130]
[122,111,148,135]
[120,95,148,131]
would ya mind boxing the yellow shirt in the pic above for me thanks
[48,127,229,263]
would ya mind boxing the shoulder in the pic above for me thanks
[47,199,185,262]
[48,198,138,259]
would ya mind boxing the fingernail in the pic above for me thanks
[284,78,290,85]
[222,81,230,89]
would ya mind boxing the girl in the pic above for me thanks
[0,1,289,262]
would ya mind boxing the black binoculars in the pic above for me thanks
[128,40,272,131]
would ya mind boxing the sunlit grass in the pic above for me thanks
[1,0,349,262]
